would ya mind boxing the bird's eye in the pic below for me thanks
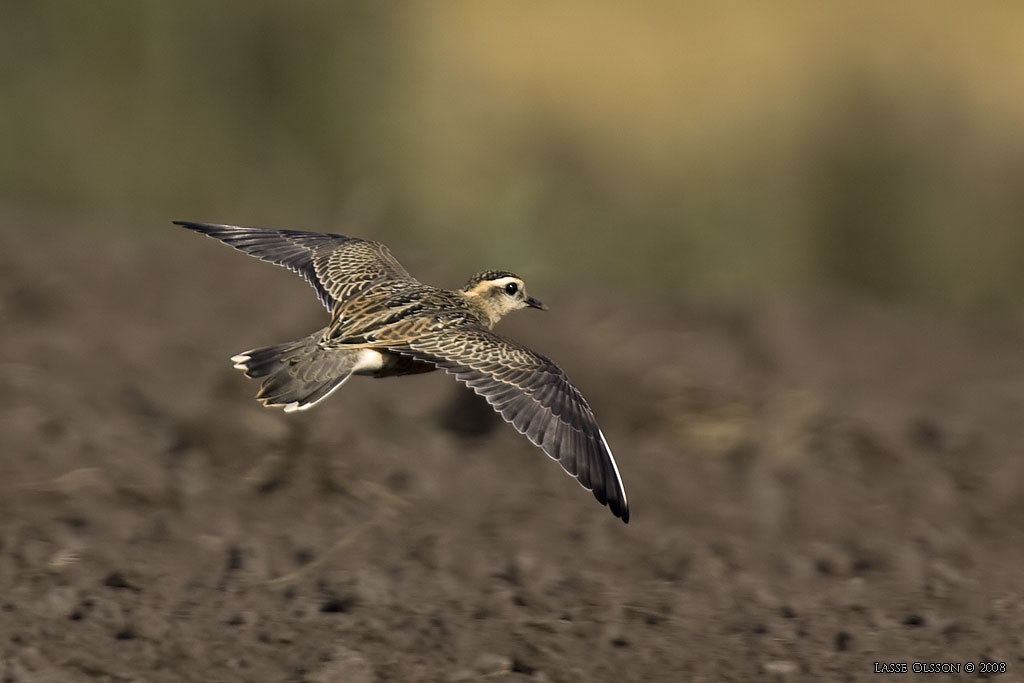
[505,282,519,295]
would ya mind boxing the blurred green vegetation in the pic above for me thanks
[2,2,1024,306]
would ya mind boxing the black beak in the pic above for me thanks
[526,296,548,311]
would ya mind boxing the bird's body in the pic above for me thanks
[175,221,628,522]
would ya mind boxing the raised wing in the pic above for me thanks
[394,327,629,522]
[174,221,416,309]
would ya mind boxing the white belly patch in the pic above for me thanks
[352,349,385,374]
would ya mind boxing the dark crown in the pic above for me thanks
[462,270,521,290]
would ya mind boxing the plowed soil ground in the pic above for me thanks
[2,224,1023,682]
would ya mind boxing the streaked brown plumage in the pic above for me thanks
[175,221,629,522]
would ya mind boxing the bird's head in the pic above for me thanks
[460,270,547,327]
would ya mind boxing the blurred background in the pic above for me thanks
[4,4,1024,681]
[4,1,1024,303]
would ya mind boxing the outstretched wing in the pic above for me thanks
[174,221,416,309]
[393,327,629,522]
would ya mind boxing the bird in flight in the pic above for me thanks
[175,221,628,522]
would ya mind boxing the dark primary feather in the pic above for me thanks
[393,327,629,522]
[173,221,415,309]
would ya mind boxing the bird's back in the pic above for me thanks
[323,283,488,347]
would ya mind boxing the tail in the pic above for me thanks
[230,332,362,412]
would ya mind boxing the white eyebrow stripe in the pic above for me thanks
[488,276,524,288]
[464,275,524,298]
